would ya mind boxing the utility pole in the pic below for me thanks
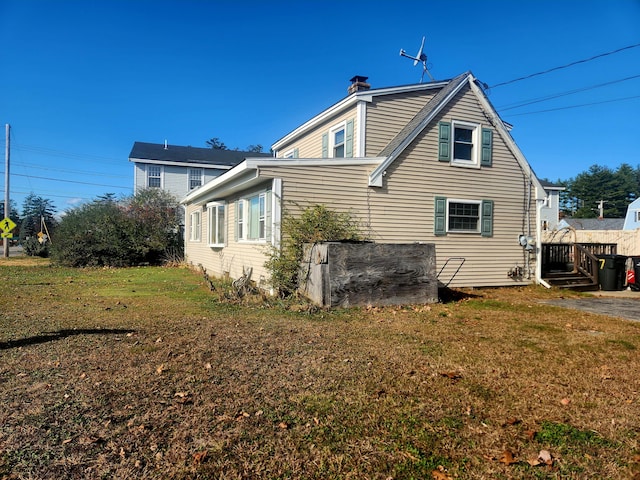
[3,124,9,258]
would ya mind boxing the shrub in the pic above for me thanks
[50,190,182,267]
[22,236,49,257]
[264,204,363,297]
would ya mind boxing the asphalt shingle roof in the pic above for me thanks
[129,142,271,166]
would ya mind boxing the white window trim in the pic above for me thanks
[283,149,295,159]
[207,201,225,247]
[451,120,480,168]
[446,198,481,234]
[189,167,204,190]
[189,210,202,242]
[147,164,163,188]
[237,192,267,243]
[329,121,346,158]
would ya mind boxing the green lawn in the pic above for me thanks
[1,259,639,479]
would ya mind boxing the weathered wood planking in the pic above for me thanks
[300,242,437,307]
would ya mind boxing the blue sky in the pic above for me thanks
[1,0,639,214]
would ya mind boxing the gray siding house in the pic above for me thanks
[129,142,270,201]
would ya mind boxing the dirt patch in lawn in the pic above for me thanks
[1,262,639,479]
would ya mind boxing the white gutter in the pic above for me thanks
[129,158,234,170]
[180,157,385,206]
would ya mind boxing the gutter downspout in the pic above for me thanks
[535,197,548,287]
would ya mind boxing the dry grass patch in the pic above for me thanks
[0,260,639,479]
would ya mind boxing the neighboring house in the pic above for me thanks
[181,72,546,289]
[557,218,625,231]
[539,180,565,231]
[623,198,640,230]
[129,141,271,201]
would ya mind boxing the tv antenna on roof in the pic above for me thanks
[399,36,435,83]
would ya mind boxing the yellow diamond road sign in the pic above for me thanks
[1,217,16,233]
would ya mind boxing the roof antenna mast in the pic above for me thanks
[399,36,435,83]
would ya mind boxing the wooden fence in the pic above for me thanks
[542,229,640,256]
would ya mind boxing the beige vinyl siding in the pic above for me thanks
[275,107,358,158]
[184,190,274,286]
[259,164,371,218]
[366,85,536,287]
[365,91,438,155]
[185,83,537,289]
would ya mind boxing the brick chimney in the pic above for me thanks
[348,75,370,95]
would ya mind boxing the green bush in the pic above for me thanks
[22,237,49,257]
[50,190,183,267]
[264,204,363,297]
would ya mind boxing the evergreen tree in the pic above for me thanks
[562,164,638,218]
[20,193,57,241]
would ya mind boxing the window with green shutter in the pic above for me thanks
[345,119,354,158]
[434,196,447,235]
[481,128,493,166]
[435,197,494,236]
[481,199,494,237]
[438,122,451,162]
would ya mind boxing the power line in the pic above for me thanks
[489,42,640,89]
[11,161,130,180]
[497,74,640,111]
[502,94,640,117]
[0,171,130,189]
[9,142,125,165]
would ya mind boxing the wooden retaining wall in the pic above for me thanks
[299,242,438,308]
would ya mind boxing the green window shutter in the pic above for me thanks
[434,196,447,236]
[481,128,493,166]
[345,119,354,158]
[481,199,494,237]
[293,148,299,158]
[438,122,451,162]
[321,133,328,158]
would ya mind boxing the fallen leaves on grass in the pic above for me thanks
[499,449,518,465]
[440,371,462,380]
[560,397,571,406]
[528,449,553,467]
[431,465,453,479]
[193,450,208,465]
[501,417,521,427]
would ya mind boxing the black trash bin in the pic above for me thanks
[597,254,627,291]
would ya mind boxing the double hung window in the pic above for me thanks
[189,210,201,241]
[147,165,162,188]
[434,196,493,237]
[207,202,225,247]
[189,168,204,190]
[438,121,493,167]
[237,193,267,242]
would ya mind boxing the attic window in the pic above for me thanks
[331,124,345,158]
[452,122,477,166]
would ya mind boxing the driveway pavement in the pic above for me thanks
[543,290,640,321]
